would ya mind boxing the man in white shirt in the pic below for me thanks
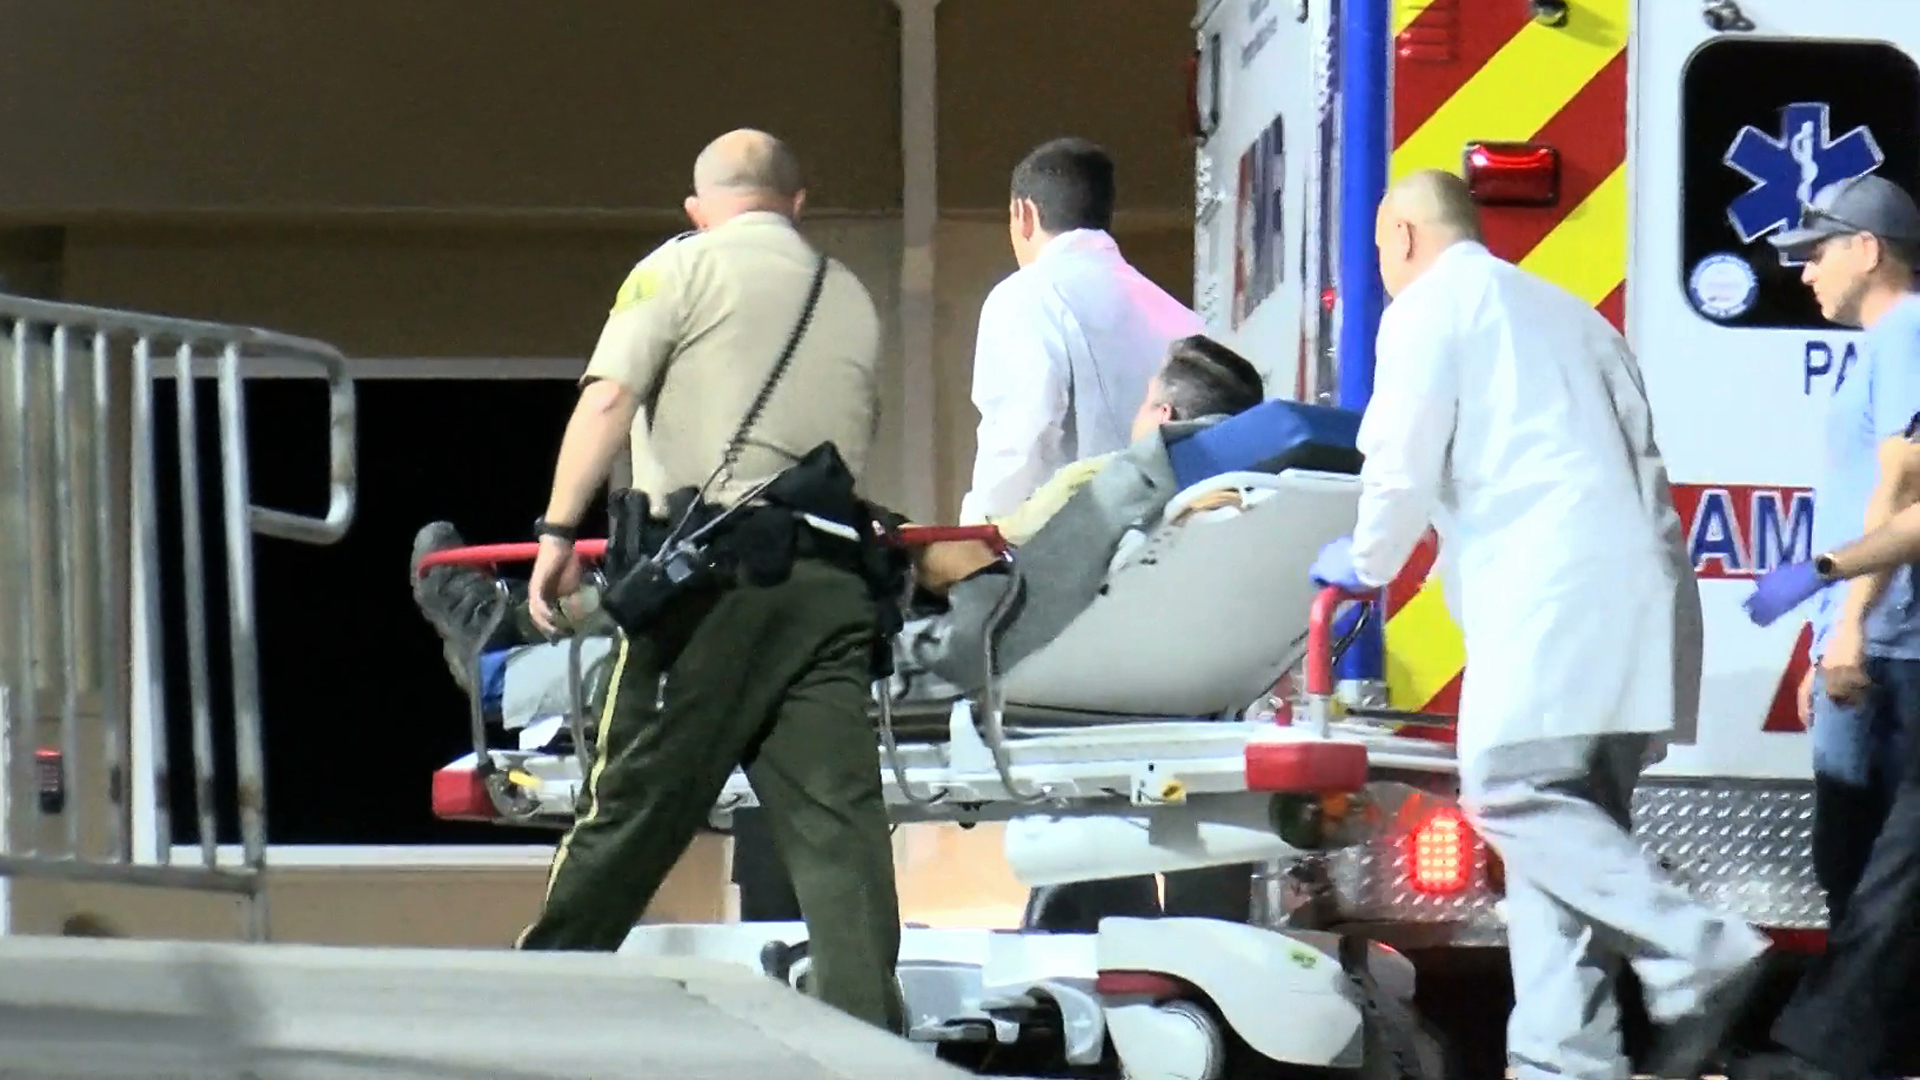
[1310,169,1766,1080]
[958,137,1204,525]
[960,139,1251,931]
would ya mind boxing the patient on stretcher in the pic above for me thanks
[409,522,617,739]
[911,335,1265,595]
[405,335,1272,736]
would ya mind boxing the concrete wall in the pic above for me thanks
[0,0,1193,220]
[0,0,1198,944]
[54,215,1191,520]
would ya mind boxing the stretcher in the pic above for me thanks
[418,407,1467,1080]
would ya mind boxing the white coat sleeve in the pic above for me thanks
[958,278,1071,525]
[1349,293,1460,588]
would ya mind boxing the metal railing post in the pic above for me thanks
[0,295,356,941]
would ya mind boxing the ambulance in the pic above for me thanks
[1193,0,1910,1065]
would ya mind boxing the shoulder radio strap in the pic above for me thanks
[705,251,831,497]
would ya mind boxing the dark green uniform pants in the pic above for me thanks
[515,558,906,1033]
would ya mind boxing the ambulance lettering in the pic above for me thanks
[1671,484,1814,579]
[1804,339,1860,396]
[1671,484,1817,733]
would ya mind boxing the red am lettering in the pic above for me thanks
[1670,484,1814,580]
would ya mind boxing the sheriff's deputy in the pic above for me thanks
[518,128,904,1034]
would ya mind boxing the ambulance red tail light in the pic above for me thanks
[1463,142,1560,208]
[1407,807,1472,894]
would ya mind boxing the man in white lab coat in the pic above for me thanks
[958,137,1204,525]
[960,138,1246,929]
[1308,170,1770,1080]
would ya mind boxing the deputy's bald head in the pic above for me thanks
[693,129,803,198]
[684,129,808,230]
[1375,169,1481,297]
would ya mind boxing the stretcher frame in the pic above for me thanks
[419,524,1462,832]
[416,531,1466,1080]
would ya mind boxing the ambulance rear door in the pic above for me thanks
[1634,0,1920,779]
[1192,0,1324,400]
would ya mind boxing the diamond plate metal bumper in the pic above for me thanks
[1273,779,1824,940]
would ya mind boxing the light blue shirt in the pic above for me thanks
[1810,293,1920,660]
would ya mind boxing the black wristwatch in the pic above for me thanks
[534,517,578,545]
[1814,552,1839,581]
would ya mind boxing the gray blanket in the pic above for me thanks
[906,418,1220,695]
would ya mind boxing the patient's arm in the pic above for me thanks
[915,540,1001,594]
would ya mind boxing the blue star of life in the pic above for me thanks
[1723,102,1883,259]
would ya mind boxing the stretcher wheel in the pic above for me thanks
[759,938,806,983]
[1106,998,1227,1080]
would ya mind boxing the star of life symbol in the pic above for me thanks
[1723,102,1884,264]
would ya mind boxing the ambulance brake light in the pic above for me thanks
[1463,142,1560,208]
[1407,807,1472,894]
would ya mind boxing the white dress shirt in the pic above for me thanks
[958,229,1203,524]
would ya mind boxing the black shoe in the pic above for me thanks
[1647,955,1769,1080]
[410,522,505,692]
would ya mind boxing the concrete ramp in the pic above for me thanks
[0,936,976,1079]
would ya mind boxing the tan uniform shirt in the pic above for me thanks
[583,212,882,509]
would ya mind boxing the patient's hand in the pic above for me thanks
[916,540,1000,594]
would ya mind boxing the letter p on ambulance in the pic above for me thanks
[1805,340,1833,395]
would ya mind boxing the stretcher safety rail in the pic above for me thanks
[0,295,357,942]
[421,529,1463,834]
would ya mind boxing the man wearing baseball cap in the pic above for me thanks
[1739,173,1920,1080]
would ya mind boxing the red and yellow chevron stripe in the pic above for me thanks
[1381,0,1630,714]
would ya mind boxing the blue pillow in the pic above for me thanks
[1166,399,1363,490]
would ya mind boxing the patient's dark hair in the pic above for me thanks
[1157,335,1265,420]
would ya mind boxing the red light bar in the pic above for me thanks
[1462,142,1560,208]
[1407,808,1473,894]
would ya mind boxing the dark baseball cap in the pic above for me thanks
[1769,174,1920,259]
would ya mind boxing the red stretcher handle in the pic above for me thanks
[1305,585,1371,697]
[412,524,1007,574]
[894,524,1008,554]
[416,541,609,571]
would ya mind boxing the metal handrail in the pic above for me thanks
[0,294,359,943]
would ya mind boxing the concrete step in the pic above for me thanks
[0,935,975,1079]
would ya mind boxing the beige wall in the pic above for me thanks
[55,216,1190,521]
[0,0,1192,220]
[10,827,1034,945]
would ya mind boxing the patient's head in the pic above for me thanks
[1130,335,1266,441]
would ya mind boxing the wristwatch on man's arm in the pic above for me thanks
[534,517,578,546]
[1814,552,1840,581]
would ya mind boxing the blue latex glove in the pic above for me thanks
[1743,560,1828,627]
[1309,536,1376,593]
